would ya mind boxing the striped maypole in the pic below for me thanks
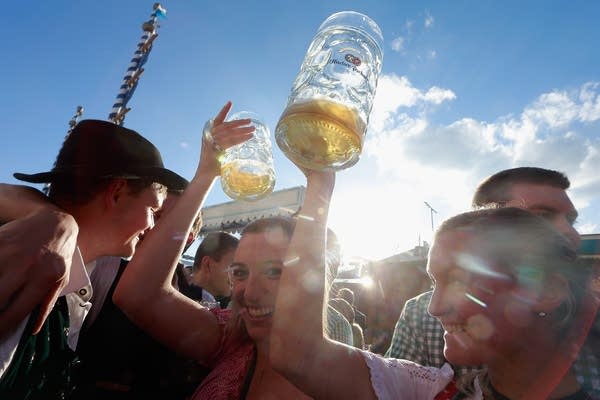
[43,105,84,195]
[108,3,167,125]
[68,105,85,135]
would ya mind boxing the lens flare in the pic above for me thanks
[465,292,487,308]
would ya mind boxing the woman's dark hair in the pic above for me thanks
[241,216,296,238]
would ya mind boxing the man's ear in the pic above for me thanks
[201,255,212,273]
[532,273,570,314]
[104,179,128,209]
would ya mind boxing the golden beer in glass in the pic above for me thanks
[276,99,366,170]
[220,159,275,201]
[217,111,275,201]
[276,11,383,171]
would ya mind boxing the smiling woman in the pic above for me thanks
[112,101,337,400]
[226,217,293,343]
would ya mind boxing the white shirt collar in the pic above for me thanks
[59,247,93,302]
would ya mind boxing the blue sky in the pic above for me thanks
[2,0,599,260]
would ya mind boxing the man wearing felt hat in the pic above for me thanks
[0,119,187,399]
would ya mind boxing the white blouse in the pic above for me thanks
[361,350,483,400]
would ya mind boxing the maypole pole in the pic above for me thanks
[44,4,166,196]
[108,3,167,125]
[43,106,85,195]
[67,106,85,135]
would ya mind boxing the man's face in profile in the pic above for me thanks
[505,182,579,248]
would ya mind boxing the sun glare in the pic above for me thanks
[328,184,434,262]
[360,275,374,288]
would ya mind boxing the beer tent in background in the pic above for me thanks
[199,186,305,235]
[180,186,305,266]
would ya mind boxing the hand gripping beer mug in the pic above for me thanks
[276,11,384,171]
[218,111,275,201]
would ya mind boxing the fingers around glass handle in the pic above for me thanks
[203,119,224,154]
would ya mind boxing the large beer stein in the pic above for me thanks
[276,11,384,171]
[217,111,275,201]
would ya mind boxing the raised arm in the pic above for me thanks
[270,169,377,399]
[0,184,55,223]
[0,184,77,338]
[113,101,255,363]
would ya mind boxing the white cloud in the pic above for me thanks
[369,74,456,132]
[391,37,405,52]
[424,11,434,28]
[180,141,189,149]
[424,86,456,104]
[390,13,435,58]
[523,91,578,129]
[521,84,600,129]
[578,82,600,122]
[571,143,600,205]
[364,79,600,232]
[576,222,598,234]
[374,75,422,109]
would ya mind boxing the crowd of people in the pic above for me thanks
[0,100,598,399]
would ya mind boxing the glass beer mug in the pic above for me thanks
[276,11,384,171]
[218,111,275,201]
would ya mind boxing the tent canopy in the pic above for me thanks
[200,186,306,235]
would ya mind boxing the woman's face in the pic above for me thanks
[427,231,537,366]
[229,228,290,342]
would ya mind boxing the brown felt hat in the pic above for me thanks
[14,119,187,191]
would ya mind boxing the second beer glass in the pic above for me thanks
[219,111,275,201]
[276,11,384,171]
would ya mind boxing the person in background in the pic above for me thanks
[335,287,367,349]
[190,231,239,309]
[326,302,354,346]
[171,209,205,302]
[366,256,431,354]
[324,228,354,346]
[330,297,365,349]
[337,287,367,330]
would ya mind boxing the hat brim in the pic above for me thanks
[14,167,188,192]
[13,171,56,183]
[139,167,189,191]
